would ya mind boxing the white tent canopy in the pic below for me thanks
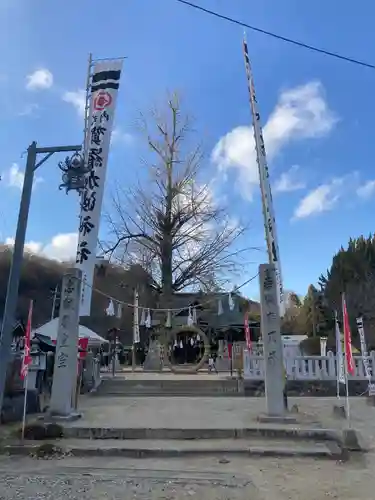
[32,318,108,347]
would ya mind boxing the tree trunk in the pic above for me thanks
[161,238,173,308]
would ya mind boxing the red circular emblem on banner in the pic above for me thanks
[93,91,112,111]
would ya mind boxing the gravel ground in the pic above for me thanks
[0,452,374,500]
[0,456,261,499]
[2,396,375,498]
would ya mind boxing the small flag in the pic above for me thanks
[342,294,355,375]
[21,300,33,379]
[78,337,89,360]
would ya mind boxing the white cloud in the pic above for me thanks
[211,81,337,200]
[42,233,78,261]
[274,165,306,193]
[293,183,338,219]
[26,69,53,90]
[5,232,78,261]
[357,180,375,200]
[111,127,134,146]
[18,103,39,117]
[1,163,43,190]
[62,89,86,117]
[6,163,24,189]
[292,173,358,220]
[5,237,42,254]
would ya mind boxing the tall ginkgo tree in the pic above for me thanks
[102,94,254,307]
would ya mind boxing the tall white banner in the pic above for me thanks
[133,290,140,344]
[76,59,123,316]
[242,38,284,316]
[356,316,375,395]
[335,311,345,385]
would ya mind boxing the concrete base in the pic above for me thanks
[342,428,363,451]
[257,414,298,424]
[366,395,375,406]
[333,404,347,419]
[41,411,82,423]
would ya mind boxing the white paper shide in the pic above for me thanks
[76,60,123,316]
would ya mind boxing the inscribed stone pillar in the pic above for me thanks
[49,268,82,416]
[259,264,284,416]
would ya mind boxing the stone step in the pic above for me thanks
[92,392,245,397]
[2,437,345,460]
[96,378,242,396]
[63,425,341,443]
[99,379,240,388]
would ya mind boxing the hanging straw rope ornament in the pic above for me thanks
[72,271,260,316]
[116,302,122,319]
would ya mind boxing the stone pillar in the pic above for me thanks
[259,264,284,416]
[49,268,81,417]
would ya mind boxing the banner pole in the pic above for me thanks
[21,371,28,440]
[344,360,351,426]
[336,362,341,400]
[342,294,351,427]
[242,35,284,317]
[334,311,341,400]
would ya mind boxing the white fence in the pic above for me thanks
[243,351,375,381]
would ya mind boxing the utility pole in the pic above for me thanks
[0,141,81,416]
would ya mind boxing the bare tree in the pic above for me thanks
[102,94,252,306]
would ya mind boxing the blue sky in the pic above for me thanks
[1,0,375,301]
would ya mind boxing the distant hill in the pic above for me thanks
[0,246,158,342]
[0,246,260,343]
